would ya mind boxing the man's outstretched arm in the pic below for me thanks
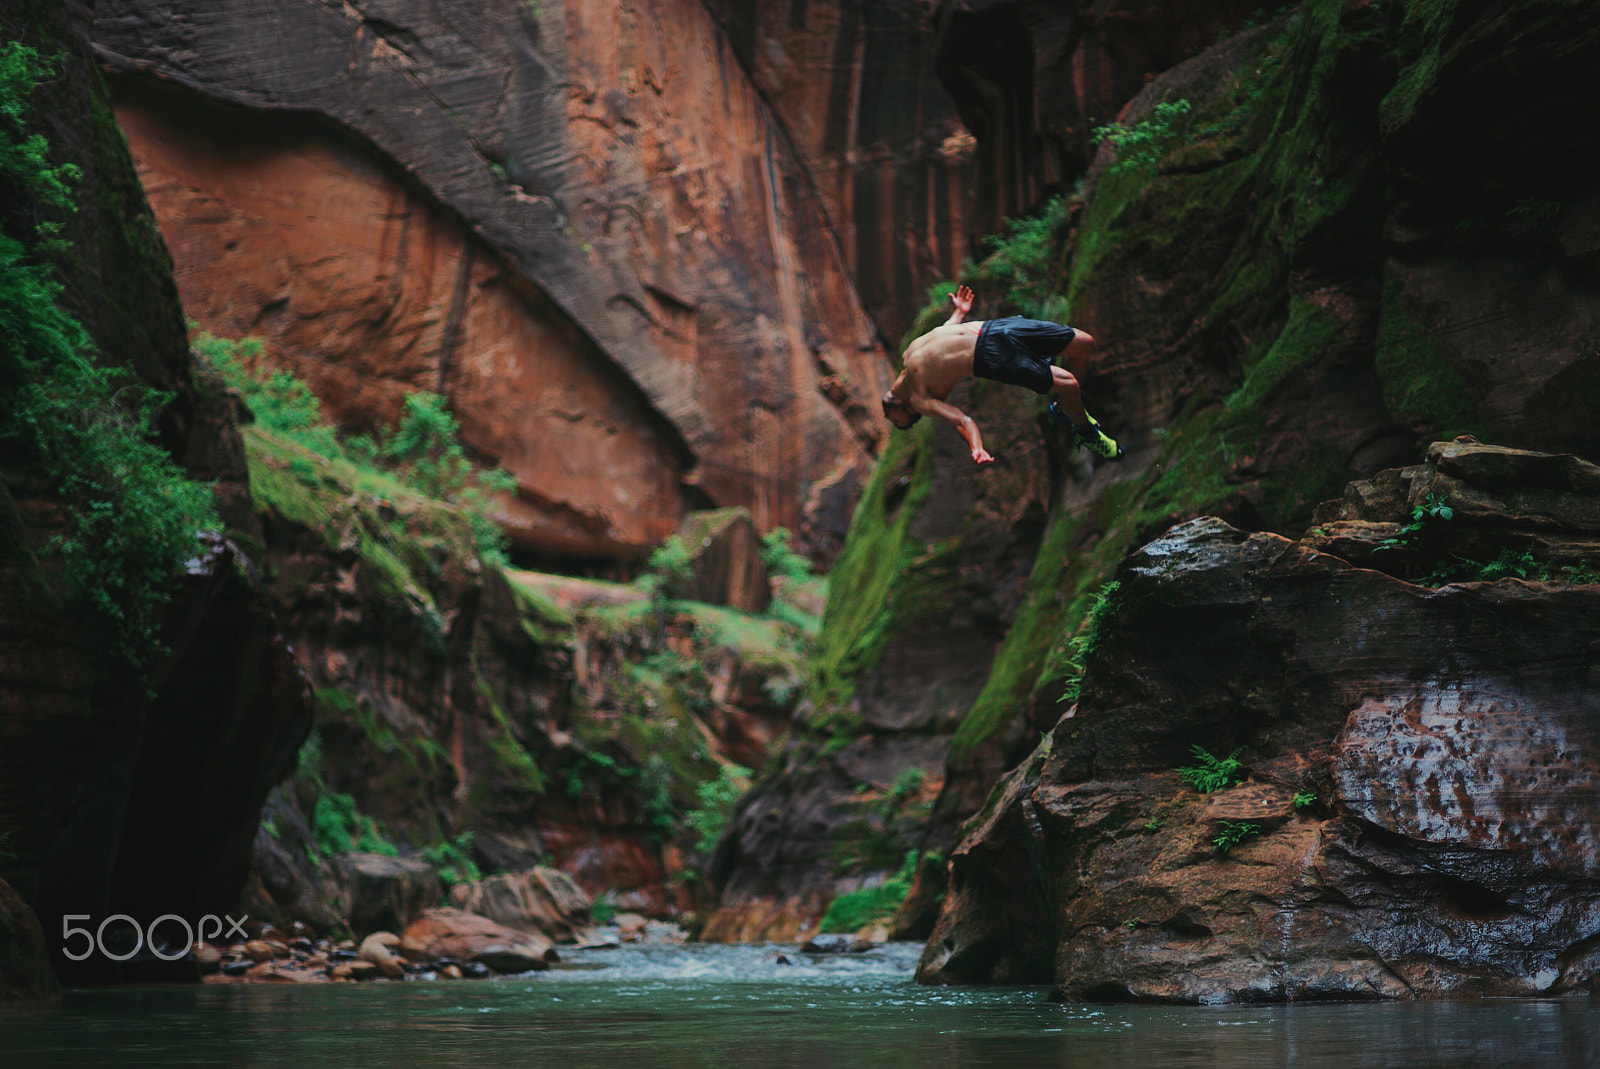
[921,396,994,465]
[944,284,974,326]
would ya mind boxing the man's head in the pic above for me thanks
[882,390,921,430]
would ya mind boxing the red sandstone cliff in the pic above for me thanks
[91,1,1254,564]
[93,0,899,562]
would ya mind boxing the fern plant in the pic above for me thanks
[1177,745,1245,793]
[1213,821,1260,854]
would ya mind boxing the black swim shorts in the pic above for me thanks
[973,316,1075,395]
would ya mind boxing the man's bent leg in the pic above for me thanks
[1048,366,1088,423]
[1047,364,1124,460]
[1060,330,1094,381]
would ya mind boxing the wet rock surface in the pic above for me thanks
[447,868,593,944]
[921,443,1600,1001]
[0,879,57,1004]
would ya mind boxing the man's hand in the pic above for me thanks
[972,447,995,466]
[949,284,974,321]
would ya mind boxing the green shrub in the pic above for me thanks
[1377,492,1453,554]
[977,194,1072,318]
[683,763,750,855]
[886,767,925,806]
[420,833,481,889]
[1426,546,1550,587]
[818,849,918,933]
[0,43,218,666]
[1292,791,1317,809]
[310,792,396,859]
[591,889,617,926]
[760,526,813,580]
[638,753,677,841]
[1177,745,1246,793]
[1092,99,1193,177]
[640,535,692,603]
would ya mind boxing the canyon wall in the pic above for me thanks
[0,0,313,987]
[93,0,899,561]
[92,1,1260,562]
[705,0,1600,953]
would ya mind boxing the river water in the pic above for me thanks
[4,941,1600,1067]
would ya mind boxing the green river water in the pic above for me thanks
[4,942,1600,1067]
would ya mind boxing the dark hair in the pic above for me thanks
[881,390,922,427]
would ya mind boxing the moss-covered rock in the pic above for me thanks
[708,0,1600,942]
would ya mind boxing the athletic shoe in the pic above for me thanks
[1049,402,1125,460]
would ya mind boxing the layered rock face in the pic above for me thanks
[114,86,690,561]
[93,0,895,559]
[703,380,1055,940]
[707,0,1600,940]
[703,1,1255,341]
[921,442,1600,1000]
[0,0,314,986]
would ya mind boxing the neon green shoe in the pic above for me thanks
[1049,402,1125,460]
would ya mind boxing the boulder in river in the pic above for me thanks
[402,908,556,974]
[0,878,57,1003]
[448,867,591,943]
[339,854,443,937]
[357,933,405,979]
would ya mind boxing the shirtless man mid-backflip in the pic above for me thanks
[881,285,1124,465]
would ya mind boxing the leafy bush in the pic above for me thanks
[1292,790,1317,809]
[1092,99,1193,177]
[683,763,750,855]
[977,194,1072,319]
[1426,546,1550,587]
[1377,492,1453,554]
[310,793,396,859]
[591,889,617,926]
[760,526,813,580]
[1212,821,1261,854]
[1,43,218,665]
[638,753,677,841]
[1177,745,1245,793]
[420,833,482,889]
[886,767,925,806]
[818,849,918,933]
[640,535,692,603]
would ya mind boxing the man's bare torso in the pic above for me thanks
[895,320,988,402]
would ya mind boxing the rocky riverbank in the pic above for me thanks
[921,440,1600,1001]
[199,906,690,985]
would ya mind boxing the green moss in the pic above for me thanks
[245,425,467,642]
[485,700,546,795]
[807,419,953,728]
[505,575,575,642]
[949,509,1082,758]
[1379,0,1463,131]
[1375,273,1482,437]
[1226,295,1342,414]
